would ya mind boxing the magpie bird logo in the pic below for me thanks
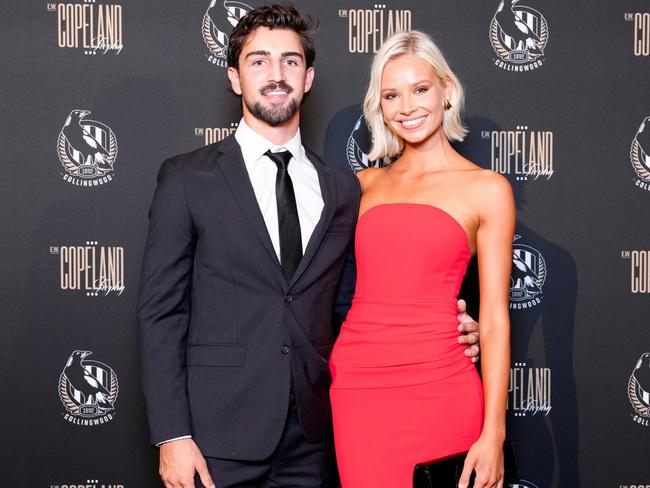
[58,350,119,423]
[490,0,548,70]
[510,235,546,309]
[57,110,118,184]
[628,352,650,418]
[346,115,388,173]
[630,116,650,183]
[202,0,253,67]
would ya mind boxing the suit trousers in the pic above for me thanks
[195,390,338,488]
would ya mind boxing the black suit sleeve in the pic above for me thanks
[137,159,196,445]
[332,246,355,332]
[332,172,361,333]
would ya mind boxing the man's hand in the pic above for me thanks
[159,438,215,488]
[457,299,480,363]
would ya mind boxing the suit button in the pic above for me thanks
[281,345,290,355]
[285,294,294,303]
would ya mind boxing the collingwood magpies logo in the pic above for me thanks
[490,0,548,71]
[628,352,650,423]
[346,115,387,173]
[59,350,119,426]
[202,0,253,67]
[630,116,650,191]
[57,110,117,187]
[510,235,546,310]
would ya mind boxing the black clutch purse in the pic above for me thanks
[413,441,519,488]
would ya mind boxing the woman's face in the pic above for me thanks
[379,54,450,147]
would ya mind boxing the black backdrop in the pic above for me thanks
[2,1,649,487]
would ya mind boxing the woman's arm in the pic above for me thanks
[459,172,515,488]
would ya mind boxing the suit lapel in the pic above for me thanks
[216,137,284,276]
[289,149,336,289]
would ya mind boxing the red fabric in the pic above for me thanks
[330,203,484,487]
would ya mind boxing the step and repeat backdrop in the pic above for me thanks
[1,0,649,487]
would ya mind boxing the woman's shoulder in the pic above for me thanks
[462,167,514,218]
[450,155,510,192]
[460,163,507,183]
[470,168,512,196]
[448,155,513,207]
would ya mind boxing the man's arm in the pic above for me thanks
[332,246,356,332]
[138,159,195,443]
[332,171,361,333]
[137,160,214,488]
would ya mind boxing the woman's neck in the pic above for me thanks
[394,130,458,174]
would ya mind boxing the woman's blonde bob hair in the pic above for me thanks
[363,30,468,163]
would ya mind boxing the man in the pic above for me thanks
[138,5,479,488]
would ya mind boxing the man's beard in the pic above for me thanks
[245,81,301,127]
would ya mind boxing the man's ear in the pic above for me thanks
[304,66,315,94]
[227,67,242,95]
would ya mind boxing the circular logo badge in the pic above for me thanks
[490,1,549,71]
[58,350,119,425]
[202,0,252,67]
[630,116,650,184]
[628,352,650,418]
[58,109,117,186]
[510,235,546,309]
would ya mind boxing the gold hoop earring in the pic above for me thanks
[443,98,452,111]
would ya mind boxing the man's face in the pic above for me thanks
[228,27,314,127]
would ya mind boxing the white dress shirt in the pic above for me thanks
[235,118,324,260]
[156,119,324,446]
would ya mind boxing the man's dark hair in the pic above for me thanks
[227,4,317,70]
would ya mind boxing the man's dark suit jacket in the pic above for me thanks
[138,135,360,461]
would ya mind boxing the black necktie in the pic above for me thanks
[265,150,302,281]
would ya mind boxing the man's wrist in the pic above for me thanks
[156,435,192,447]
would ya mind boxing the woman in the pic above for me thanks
[329,31,514,488]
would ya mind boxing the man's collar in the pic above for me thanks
[235,118,303,163]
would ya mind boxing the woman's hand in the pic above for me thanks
[458,435,504,488]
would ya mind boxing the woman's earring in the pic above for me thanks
[443,98,452,111]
